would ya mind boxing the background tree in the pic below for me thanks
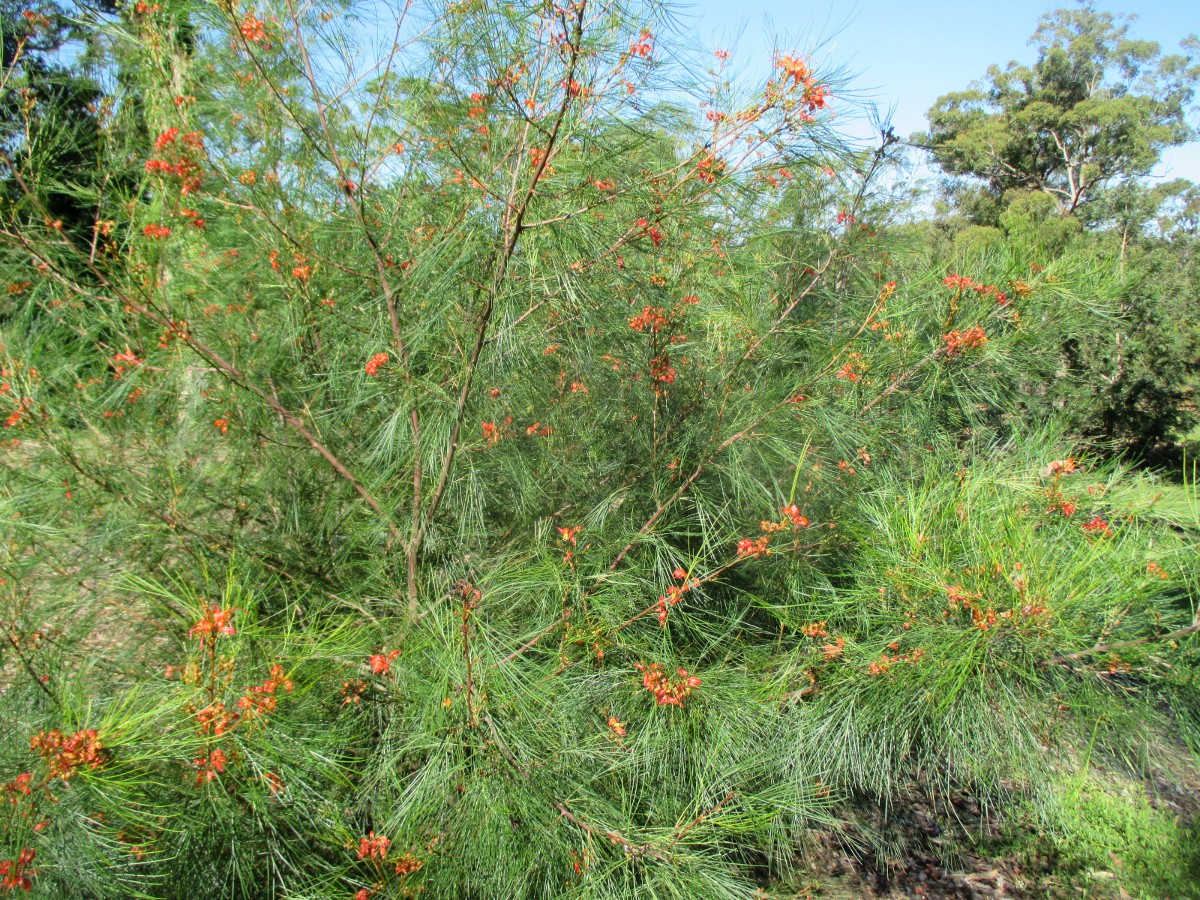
[916,3,1199,223]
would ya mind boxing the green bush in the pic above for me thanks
[1,1,1198,897]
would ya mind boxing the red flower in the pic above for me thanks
[110,349,142,376]
[369,649,400,676]
[239,14,267,43]
[629,30,653,58]
[364,352,388,376]
[776,55,810,83]
[154,128,179,151]
[0,847,37,891]
[194,749,227,785]
[943,325,987,358]
[629,306,669,332]
[190,603,236,641]
[634,662,701,706]
[357,831,391,861]
[30,729,106,780]
[736,536,770,558]
[781,504,809,528]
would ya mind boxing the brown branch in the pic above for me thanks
[858,347,945,416]
[1042,616,1200,667]
[408,5,589,600]
[553,801,655,856]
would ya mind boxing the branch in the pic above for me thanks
[1041,615,1200,667]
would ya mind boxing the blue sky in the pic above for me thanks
[676,0,1200,182]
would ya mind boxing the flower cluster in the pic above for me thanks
[0,848,36,892]
[736,535,771,558]
[1082,515,1112,537]
[3,772,33,803]
[649,354,676,385]
[1041,458,1079,479]
[943,274,1008,305]
[237,664,294,719]
[194,749,227,785]
[636,218,664,247]
[774,55,830,116]
[189,604,236,643]
[635,662,701,706]
[111,349,142,376]
[239,14,267,43]
[196,702,238,736]
[144,129,204,195]
[780,504,809,529]
[1047,496,1077,517]
[628,30,653,58]
[694,153,726,183]
[868,644,926,676]
[822,636,845,659]
[369,649,400,676]
[365,352,388,376]
[835,353,865,382]
[30,728,106,781]
[655,568,693,626]
[341,679,368,706]
[155,127,179,152]
[629,305,668,333]
[943,325,987,358]
[357,831,390,861]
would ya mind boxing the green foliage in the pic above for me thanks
[999,769,1200,898]
[0,1,1198,897]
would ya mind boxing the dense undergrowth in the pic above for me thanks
[1,0,1199,897]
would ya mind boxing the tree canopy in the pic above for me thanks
[917,4,1200,218]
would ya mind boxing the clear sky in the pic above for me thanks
[675,0,1200,182]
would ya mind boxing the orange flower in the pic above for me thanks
[357,832,391,861]
[190,604,236,641]
[239,14,267,43]
[369,649,400,676]
[776,55,810,83]
[365,352,388,376]
[943,326,987,358]
[634,662,701,706]
[30,729,106,780]
[154,127,179,151]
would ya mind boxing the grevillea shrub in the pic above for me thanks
[1,1,1198,897]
